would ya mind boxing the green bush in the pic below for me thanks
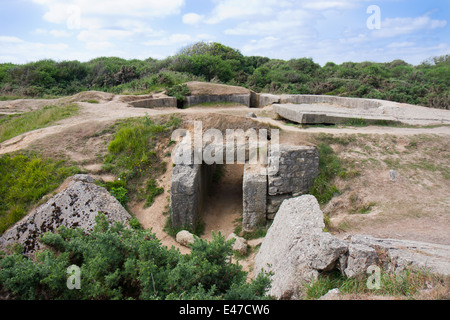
[166,84,191,105]
[96,180,129,206]
[0,43,448,109]
[0,214,272,300]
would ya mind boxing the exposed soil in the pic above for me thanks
[185,81,253,96]
[201,164,244,242]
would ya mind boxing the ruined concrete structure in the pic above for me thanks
[170,140,319,233]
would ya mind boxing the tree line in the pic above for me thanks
[0,42,448,109]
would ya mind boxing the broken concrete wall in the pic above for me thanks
[128,97,177,108]
[257,94,281,107]
[184,94,251,108]
[268,145,319,192]
[265,145,319,219]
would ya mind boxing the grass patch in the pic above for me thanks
[309,142,344,204]
[0,96,26,101]
[142,179,164,208]
[103,115,181,182]
[0,104,79,143]
[233,217,271,240]
[102,115,181,220]
[303,268,448,300]
[0,152,80,235]
[316,133,357,146]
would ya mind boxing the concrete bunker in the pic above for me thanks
[170,137,320,233]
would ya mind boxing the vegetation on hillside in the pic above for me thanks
[0,214,272,300]
[0,42,448,109]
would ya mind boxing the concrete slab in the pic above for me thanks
[274,104,399,125]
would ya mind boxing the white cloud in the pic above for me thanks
[0,36,24,43]
[225,9,313,36]
[182,13,204,25]
[241,36,280,54]
[0,36,69,63]
[85,41,115,51]
[205,0,284,24]
[77,29,133,42]
[143,33,192,46]
[373,13,447,38]
[50,29,72,37]
[387,41,415,49]
[302,0,356,10]
[32,0,186,22]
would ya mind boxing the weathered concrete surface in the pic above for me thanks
[257,94,281,107]
[345,235,450,276]
[343,242,379,279]
[279,95,383,109]
[268,145,319,197]
[171,164,204,230]
[170,148,216,231]
[273,104,398,125]
[254,194,450,300]
[185,94,251,108]
[0,174,132,255]
[254,195,348,299]
[242,164,267,232]
[272,99,450,126]
[129,97,177,109]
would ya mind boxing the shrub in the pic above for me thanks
[166,84,191,107]
[0,214,272,300]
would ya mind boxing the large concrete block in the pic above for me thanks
[170,164,202,230]
[170,163,216,231]
[129,97,177,108]
[185,94,251,107]
[243,164,267,232]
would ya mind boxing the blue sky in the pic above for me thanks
[0,0,448,65]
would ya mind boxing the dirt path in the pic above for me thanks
[2,100,449,155]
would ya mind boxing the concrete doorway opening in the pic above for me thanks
[200,164,244,240]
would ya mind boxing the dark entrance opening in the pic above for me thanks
[200,164,244,240]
